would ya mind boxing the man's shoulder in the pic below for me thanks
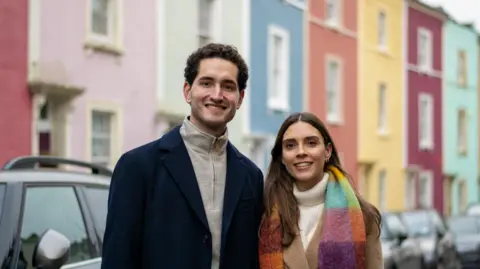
[228,143,263,178]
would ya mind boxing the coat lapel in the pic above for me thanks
[220,144,246,249]
[283,228,310,269]
[159,126,209,231]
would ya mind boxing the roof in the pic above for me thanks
[0,169,110,186]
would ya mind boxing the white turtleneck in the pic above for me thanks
[293,173,329,249]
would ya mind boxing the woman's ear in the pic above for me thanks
[325,143,333,160]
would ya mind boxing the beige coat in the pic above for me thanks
[283,209,384,269]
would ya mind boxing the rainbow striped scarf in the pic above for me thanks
[259,165,367,269]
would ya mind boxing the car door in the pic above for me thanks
[79,185,109,247]
[16,184,101,269]
[385,214,422,269]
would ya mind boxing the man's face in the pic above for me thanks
[183,58,244,135]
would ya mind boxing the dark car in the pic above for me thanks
[381,212,424,269]
[448,215,480,268]
[0,156,111,269]
[398,209,461,269]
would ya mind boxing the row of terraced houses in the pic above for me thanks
[1,0,479,215]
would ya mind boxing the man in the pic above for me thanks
[101,43,264,269]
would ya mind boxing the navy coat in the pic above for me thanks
[101,126,264,269]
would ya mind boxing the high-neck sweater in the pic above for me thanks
[293,173,329,249]
[179,117,228,269]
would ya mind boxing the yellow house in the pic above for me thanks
[357,0,405,211]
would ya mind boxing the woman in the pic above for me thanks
[259,112,383,269]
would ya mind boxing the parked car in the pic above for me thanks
[0,156,111,269]
[447,215,480,268]
[381,212,424,269]
[466,203,480,216]
[397,209,461,269]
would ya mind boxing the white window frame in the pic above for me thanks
[378,10,387,49]
[284,0,306,10]
[457,109,467,155]
[87,0,122,47]
[91,111,113,167]
[457,50,467,87]
[405,172,417,210]
[418,93,434,150]
[198,0,214,47]
[378,169,386,212]
[418,170,433,209]
[417,28,433,72]
[325,0,341,27]
[378,83,387,134]
[325,56,343,123]
[267,25,290,111]
[458,179,468,213]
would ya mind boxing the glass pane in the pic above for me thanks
[0,184,5,216]
[198,0,212,34]
[20,187,94,268]
[85,187,109,242]
[92,0,109,36]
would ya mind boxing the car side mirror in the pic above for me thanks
[396,232,408,244]
[32,229,71,269]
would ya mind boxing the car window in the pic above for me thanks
[0,184,5,216]
[19,186,95,269]
[448,217,480,235]
[385,214,407,235]
[401,211,434,237]
[467,204,480,216]
[84,187,109,242]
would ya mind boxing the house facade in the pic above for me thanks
[0,0,31,165]
[442,20,479,216]
[357,0,405,211]
[28,0,157,169]
[247,0,305,172]
[308,0,357,183]
[405,0,447,213]
[155,0,248,153]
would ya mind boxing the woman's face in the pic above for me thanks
[281,121,332,191]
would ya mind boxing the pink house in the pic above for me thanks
[28,0,157,168]
[405,0,448,213]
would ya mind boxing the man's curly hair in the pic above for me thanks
[184,43,249,91]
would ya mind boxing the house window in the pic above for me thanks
[417,28,433,72]
[405,172,417,210]
[378,169,386,212]
[249,138,268,174]
[418,170,433,209]
[267,25,290,111]
[378,83,387,133]
[458,180,468,213]
[326,57,342,123]
[378,11,387,49]
[418,93,434,149]
[89,0,118,43]
[326,0,341,26]
[91,111,112,167]
[458,50,467,88]
[457,109,467,155]
[198,0,214,47]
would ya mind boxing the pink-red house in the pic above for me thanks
[405,0,448,213]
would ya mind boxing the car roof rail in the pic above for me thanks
[2,156,113,177]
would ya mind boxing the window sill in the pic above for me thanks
[84,39,124,56]
[326,115,343,125]
[267,101,290,113]
[378,130,390,138]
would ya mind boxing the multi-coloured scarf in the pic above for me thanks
[259,165,367,269]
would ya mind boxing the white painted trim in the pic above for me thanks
[213,0,222,42]
[378,83,388,134]
[407,64,442,78]
[267,24,290,112]
[84,0,124,52]
[418,93,434,150]
[156,0,166,101]
[284,0,306,10]
[242,0,251,134]
[417,27,433,74]
[402,1,408,168]
[325,54,344,124]
[325,0,343,29]
[309,15,357,39]
[85,100,124,169]
[28,0,41,81]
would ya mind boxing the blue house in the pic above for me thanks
[244,0,305,172]
[442,20,479,215]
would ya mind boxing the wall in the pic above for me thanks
[0,0,31,165]
[308,0,358,179]
[357,0,405,210]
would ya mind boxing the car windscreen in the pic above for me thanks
[401,211,434,237]
[448,217,480,235]
[467,204,480,216]
[0,184,5,216]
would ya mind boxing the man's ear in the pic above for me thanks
[237,90,245,109]
[183,82,192,104]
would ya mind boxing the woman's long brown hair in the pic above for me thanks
[263,112,381,246]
